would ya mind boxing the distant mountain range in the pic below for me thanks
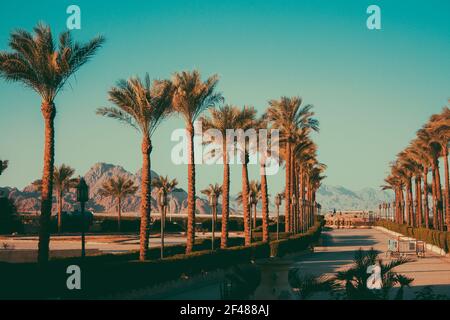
[316,185,394,212]
[1,162,393,214]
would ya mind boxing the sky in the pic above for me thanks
[0,0,449,194]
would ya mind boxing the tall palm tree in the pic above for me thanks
[0,23,104,264]
[97,74,172,260]
[427,109,450,228]
[257,118,278,241]
[98,176,138,231]
[171,70,223,253]
[409,139,433,228]
[265,97,318,233]
[0,159,8,176]
[201,105,252,248]
[417,127,444,230]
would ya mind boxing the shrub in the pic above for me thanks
[375,221,449,253]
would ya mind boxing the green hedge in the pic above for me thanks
[0,218,324,299]
[375,220,450,253]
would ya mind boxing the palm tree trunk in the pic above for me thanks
[260,163,269,242]
[38,101,56,265]
[118,198,122,232]
[242,152,251,246]
[415,176,422,227]
[186,127,196,253]
[139,135,152,261]
[221,143,230,249]
[284,142,291,232]
[432,168,438,229]
[423,167,430,228]
[57,190,62,233]
[289,147,294,233]
[300,168,306,232]
[443,146,449,229]
[434,164,444,231]
[407,178,414,226]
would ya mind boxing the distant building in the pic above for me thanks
[324,211,374,228]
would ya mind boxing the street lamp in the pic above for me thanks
[302,199,307,232]
[274,194,282,240]
[291,195,297,234]
[76,177,89,259]
[209,193,218,250]
[159,190,168,259]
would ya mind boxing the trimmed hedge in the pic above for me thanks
[375,220,450,253]
[0,217,324,299]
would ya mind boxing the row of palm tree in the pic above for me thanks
[381,106,450,230]
[0,23,325,265]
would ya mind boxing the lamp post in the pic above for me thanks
[76,177,89,259]
[159,190,167,259]
[209,193,218,250]
[274,194,282,240]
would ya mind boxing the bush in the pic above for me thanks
[0,217,324,299]
[0,197,22,234]
[375,220,449,253]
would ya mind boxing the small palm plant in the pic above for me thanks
[289,248,414,300]
[0,23,105,264]
[31,164,78,233]
[0,160,8,176]
[98,176,138,232]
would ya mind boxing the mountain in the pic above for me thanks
[1,162,394,214]
[1,163,214,215]
[316,185,394,212]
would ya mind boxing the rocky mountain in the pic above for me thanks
[316,185,394,212]
[1,163,214,215]
[1,162,394,215]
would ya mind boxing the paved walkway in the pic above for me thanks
[290,227,450,299]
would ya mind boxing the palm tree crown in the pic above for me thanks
[0,23,105,102]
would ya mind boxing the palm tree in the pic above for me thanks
[201,183,222,248]
[427,108,450,228]
[236,180,261,242]
[200,183,222,222]
[201,105,252,248]
[171,70,223,253]
[265,97,319,233]
[98,176,138,231]
[53,165,78,232]
[289,248,414,300]
[417,127,444,230]
[237,106,257,246]
[97,74,172,260]
[151,175,178,257]
[0,23,104,264]
[151,175,179,214]
[0,159,8,176]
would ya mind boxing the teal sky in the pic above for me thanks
[0,0,449,194]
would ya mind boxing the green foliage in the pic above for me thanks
[0,219,323,298]
[376,220,450,253]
